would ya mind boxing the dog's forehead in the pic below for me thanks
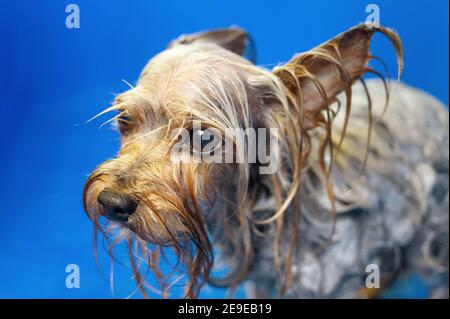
[127,43,252,112]
[139,43,247,81]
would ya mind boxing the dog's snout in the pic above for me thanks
[97,190,137,221]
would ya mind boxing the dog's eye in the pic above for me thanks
[191,129,209,149]
[189,128,219,154]
[117,113,132,134]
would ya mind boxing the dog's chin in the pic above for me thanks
[129,227,192,247]
[124,209,193,246]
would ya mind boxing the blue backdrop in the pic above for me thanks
[0,0,448,298]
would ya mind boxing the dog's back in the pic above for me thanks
[247,79,449,298]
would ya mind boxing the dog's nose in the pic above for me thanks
[97,190,137,221]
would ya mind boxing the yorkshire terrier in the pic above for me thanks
[83,24,449,298]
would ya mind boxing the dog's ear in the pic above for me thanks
[168,27,255,61]
[273,24,403,129]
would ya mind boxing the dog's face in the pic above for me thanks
[84,37,256,245]
[83,25,402,297]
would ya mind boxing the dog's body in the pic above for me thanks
[244,79,449,298]
[84,25,449,298]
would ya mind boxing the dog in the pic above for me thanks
[83,24,449,298]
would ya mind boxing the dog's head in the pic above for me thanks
[83,25,402,297]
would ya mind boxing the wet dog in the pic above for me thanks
[84,25,449,298]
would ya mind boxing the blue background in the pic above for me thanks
[0,0,448,298]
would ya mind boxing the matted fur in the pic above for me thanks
[83,24,404,298]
